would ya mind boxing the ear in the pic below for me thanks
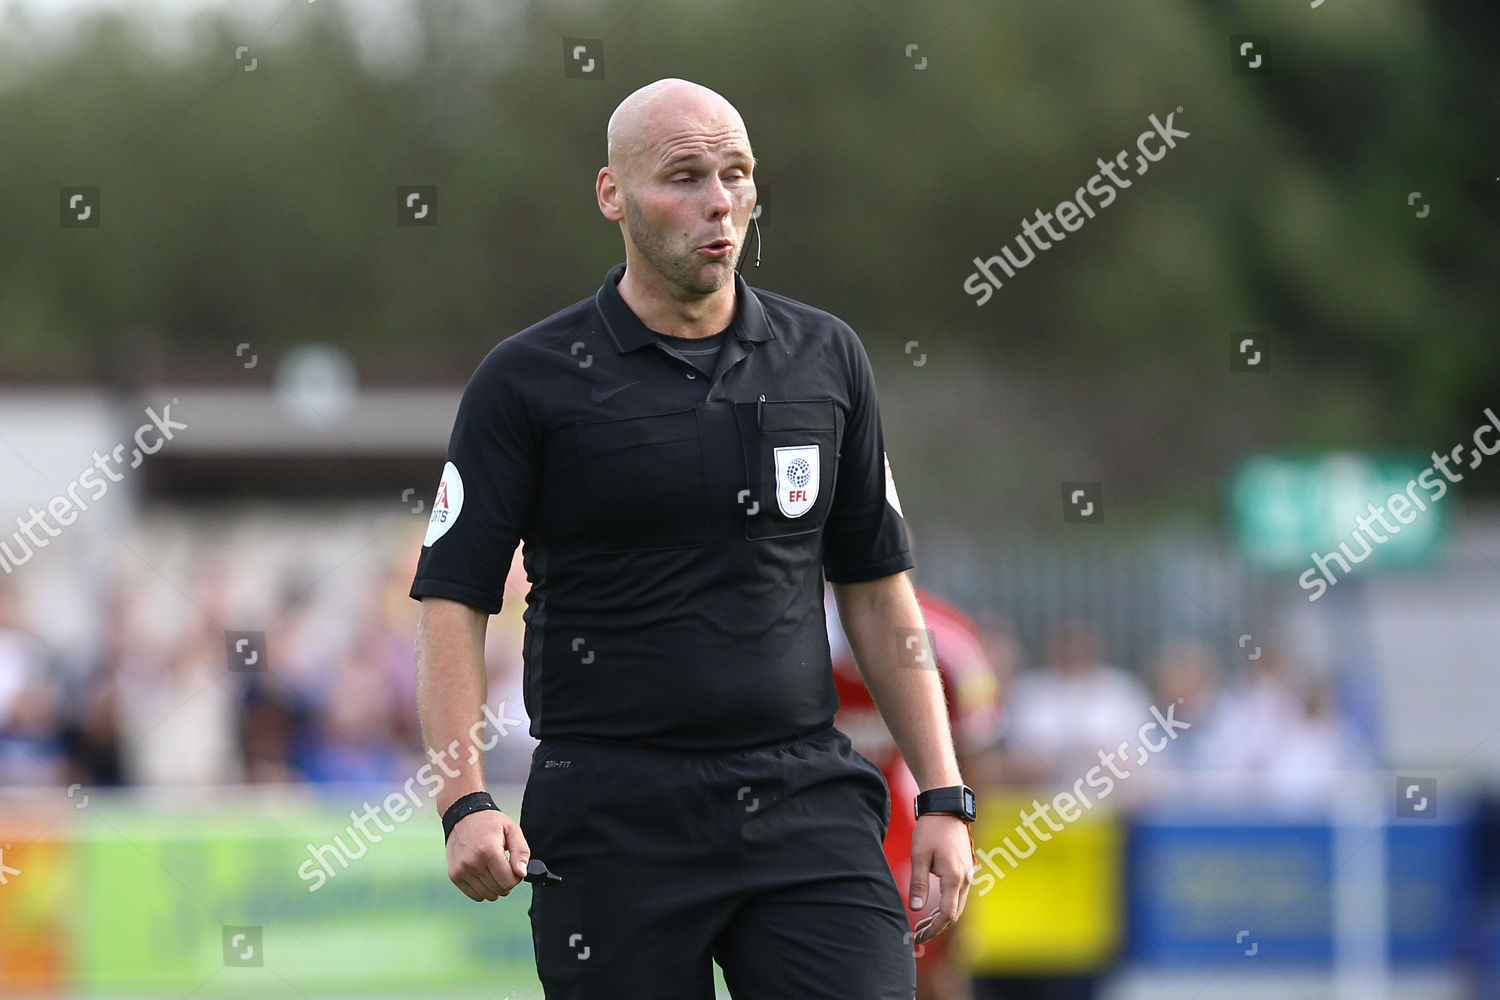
[597,167,625,223]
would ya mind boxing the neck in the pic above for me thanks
[616,260,736,339]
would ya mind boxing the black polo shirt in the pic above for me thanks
[410,261,913,750]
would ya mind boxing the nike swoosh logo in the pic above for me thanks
[591,380,641,402]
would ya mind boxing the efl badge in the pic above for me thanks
[424,461,464,546]
[774,445,819,517]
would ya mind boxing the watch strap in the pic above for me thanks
[914,784,977,822]
[442,790,500,843]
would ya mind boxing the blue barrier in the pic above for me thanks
[1125,810,1476,966]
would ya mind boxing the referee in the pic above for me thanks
[411,77,976,999]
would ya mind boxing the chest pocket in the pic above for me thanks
[576,409,708,552]
[739,397,840,540]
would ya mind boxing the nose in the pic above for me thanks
[704,174,734,219]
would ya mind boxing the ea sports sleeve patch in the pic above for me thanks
[883,451,903,518]
[424,461,465,547]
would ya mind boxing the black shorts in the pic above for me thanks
[520,724,917,999]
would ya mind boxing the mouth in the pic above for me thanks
[697,239,734,257]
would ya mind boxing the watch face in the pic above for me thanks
[963,787,975,816]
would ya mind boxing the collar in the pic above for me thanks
[595,261,773,353]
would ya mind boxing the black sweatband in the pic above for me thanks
[442,791,500,843]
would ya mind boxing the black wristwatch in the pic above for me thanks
[914,784,977,823]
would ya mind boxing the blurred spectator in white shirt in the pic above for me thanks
[1003,619,1152,792]
[1191,644,1350,810]
[117,570,241,786]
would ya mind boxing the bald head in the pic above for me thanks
[596,78,757,301]
[606,78,753,183]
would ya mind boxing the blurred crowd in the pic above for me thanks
[966,618,1361,810]
[0,543,538,792]
[0,550,1359,805]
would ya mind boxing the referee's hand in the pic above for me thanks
[908,814,975,944]
[446,809,531,902]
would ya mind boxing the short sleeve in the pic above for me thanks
[409,342,540,613]
[822,324,914,583]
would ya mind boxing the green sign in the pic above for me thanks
[1230,452,1446,572]
[75,796,540,997]
[2,793,738,999]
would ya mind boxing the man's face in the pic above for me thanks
[620,130,756,296]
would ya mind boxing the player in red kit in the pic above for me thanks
[826,582,1002,1000]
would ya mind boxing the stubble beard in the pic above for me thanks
[623,191,739,296]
